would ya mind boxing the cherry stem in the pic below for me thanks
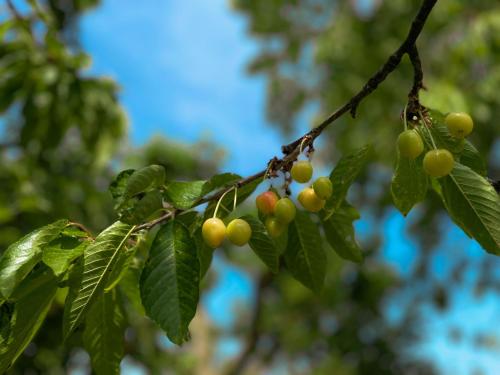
[419,110,437,149]
[233,187,238,211]
[213,187,235,218]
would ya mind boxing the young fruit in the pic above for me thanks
[226,218,252,246]
[265,217,285,238]
[312,177,333,200]
[445,112,473,138]
[291,160,313,183]
[397,129,424,159]
[298,187,325,212]
[423,149,454,177]
[202,218,226,248]
[274,197,296,224]
[255,191,279,215]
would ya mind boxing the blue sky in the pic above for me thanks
[80,0,286,175]
[77,1,500,374]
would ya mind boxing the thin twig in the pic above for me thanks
[68,222,94,239]
[226,272,274,375]
[408,45,424,101]
[281,0,437,155]
[137,0,438,231]
[134,210,176,231]
[6,0,23,20]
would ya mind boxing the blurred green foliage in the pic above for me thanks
[1,0,499,374]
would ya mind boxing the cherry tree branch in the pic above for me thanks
[136,0,438,232]
[5,0,23,20]
[282,0,437,154]
[408,45,425,101]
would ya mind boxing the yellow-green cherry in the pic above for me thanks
[202,218,226,248]
[255,191,278,215]
[226,219,252,246]
[274,197,296,224]
[298,187,325,212]
[265,217,285,238]
[312,177,333,200]
[423,149,454,178]
[291,160,313,183]
[445,112,473,138]
[397,129,424,159]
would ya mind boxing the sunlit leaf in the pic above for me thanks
[0,219,67,299]
[440,163,500,255]
[64,222,134,338]
[164,180,206,209]
[42,236,88,276]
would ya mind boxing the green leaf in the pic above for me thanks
[204,178,261,219]
[459,141,487,176]
[64,222,134,338]
[119,265,145,315]
[42,236,88,276]
[0,303,13,346]
[164,173,242,210]
[177,211,203,235]
[119,190,163,224]
[324,145,371,213]
[241,215,280,273]
[105,237,147,292]
[0,268,59,373]
[425,110,465,154]
[83,290,126,375]
[109,169,135,210]
[284,211,326,293]
[193,228,214,280]
[390,151,428,216]
[0,219,67,299]
[201,173,241,196]
[164,180,206,209]
[123,165,166,199]
[440,163,500,255]
[61,226,91,238]
[321,202,363,263]
[140,220,199,345]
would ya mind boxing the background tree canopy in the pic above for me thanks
[0,0,499,374]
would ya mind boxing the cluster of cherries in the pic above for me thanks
[397,112,474,177]
[201,160,333,248]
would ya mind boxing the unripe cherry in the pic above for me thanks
[202,218,226,248]
[274,197,296,224]
[298,187,325,212]
[423,149,454,178]
[397,129,424,159]
[312,177,333,200]
[265,217,286,238]
[226,218,252,246]
[255,191,279,215]
[291,160,313,183]
[445,112,473,138]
